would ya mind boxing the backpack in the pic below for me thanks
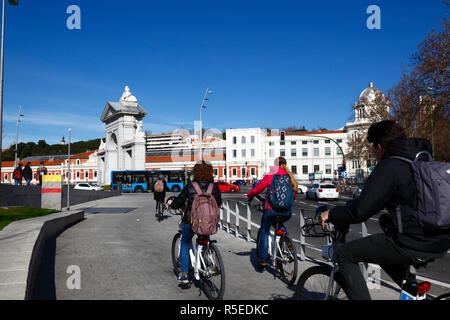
[14,168,22,179]
[190,182,219,235]
[267,174,294,214]
[154,180,164,192]
[391,151,450,231]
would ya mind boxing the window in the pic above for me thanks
[302,165,308,174]
[325,164,332,174]
[241,168,246,178]
[337,147,343,155]
[302,148,308,157]
[325,147,331,156]
[4,173,7,181]
[337,139,342,143]
[233,137,237,144]
[291,165,297,174]
[269,149,274,157]
[325,140,330,144]
[251,149,255,157]
[313,140,319,144]
[251,136,255,144]
[233,150,237,158]
[241,149,246,157]
[302,141,307,145]
[280,149,285,157]
[94,171,97,178]
[314,165,320,173]
[269,142,274,146]
[291,149,297,157]
[280,141,285,146]
[291,141,296,145]
[232,168,237,176]
[241,136,246,144]
[214,169,218,176]
[223,168,226,177]
[76,171,80,178]
[251,167,256,176]
[313,148,319,157]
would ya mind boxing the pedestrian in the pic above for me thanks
[13,163,23,186]
[22,162,33,186]
[36,161,48,186]
[152,174,170,217]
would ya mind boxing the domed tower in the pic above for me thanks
[353,82,385,123]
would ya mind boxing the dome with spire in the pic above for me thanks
[358,82,384,105]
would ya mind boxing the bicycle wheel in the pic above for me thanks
[296,265,349,300]
[200,243,225,300]
[435,293,450,300]
[157,202,163,221]
[276,235,298,286]
[171,232,182,275]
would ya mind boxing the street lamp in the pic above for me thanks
[67,128,71,211]
[13,104,23,168]
[0,0,19,182]
[199,88,213,161]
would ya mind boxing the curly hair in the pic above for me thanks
[193,161,214,182]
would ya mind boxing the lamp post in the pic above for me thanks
[67,128,71,211]
[13,104,23,168]
[0,0,18,182]
[199,88,213,162]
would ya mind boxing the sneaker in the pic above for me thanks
[257,258,267,268]
[178,274,190,288]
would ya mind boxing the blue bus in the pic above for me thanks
[111,169,192,193]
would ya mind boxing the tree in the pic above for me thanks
[389,14,449,160]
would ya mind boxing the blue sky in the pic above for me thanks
[1,0,447,147]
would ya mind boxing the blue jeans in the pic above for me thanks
[180,223,210,274]
[25,179,31,186]
[14,179,22,185]
[258,210,290,260]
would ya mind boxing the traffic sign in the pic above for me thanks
[341,171,348,177]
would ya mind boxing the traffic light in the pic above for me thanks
[280,131,285,141]
[342,161,346,171]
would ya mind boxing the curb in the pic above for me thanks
[0,210,84,300]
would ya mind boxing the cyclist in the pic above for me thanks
[152,174,170,218]
[246,156,298,268]
[167,161,222,288]
[319,120,450,300]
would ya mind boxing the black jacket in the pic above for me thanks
[22,166,33,180]
[170,181,222,224]
[152,180,170,201]
[329,138,450,254]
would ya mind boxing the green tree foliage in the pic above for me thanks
[1,138,103,161]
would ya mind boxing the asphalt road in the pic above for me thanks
[222,185,450,295]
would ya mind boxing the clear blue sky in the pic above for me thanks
[1,0,447,147]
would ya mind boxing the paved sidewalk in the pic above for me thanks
[46,193,400,300]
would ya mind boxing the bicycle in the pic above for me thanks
[250,195,298,286]
[170,210,225,300]
[295,205,444,300]
[156,199,166,222]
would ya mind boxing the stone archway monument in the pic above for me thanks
[97,86,148,185]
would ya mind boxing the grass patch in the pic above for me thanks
[0,207,60,231]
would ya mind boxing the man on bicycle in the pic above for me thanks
[246,157,298,268]
[319,120,450,300]
[152,174,170,217]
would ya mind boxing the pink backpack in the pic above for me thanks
[190,182,220,235]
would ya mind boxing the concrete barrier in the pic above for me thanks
[0,210,84,300]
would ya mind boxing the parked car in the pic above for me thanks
[353,184,365,199]
[306,183,339,200]
[74,183,103,191]
[232,180,247,186]
[215,181,240,192]
[296,184,308,194]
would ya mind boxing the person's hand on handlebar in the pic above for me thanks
[320,210,330,230]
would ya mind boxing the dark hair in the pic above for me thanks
[367,120,407,150]
[193,161,214,182]
[27,162,31,165]
[40,161,44,165]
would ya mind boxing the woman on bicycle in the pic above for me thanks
[152,174,170,217]
[167,161,222,287]
[246,156,298,268]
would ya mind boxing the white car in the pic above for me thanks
[74,183,103,191]
[306,183,339,200]
[296,184,308,194]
